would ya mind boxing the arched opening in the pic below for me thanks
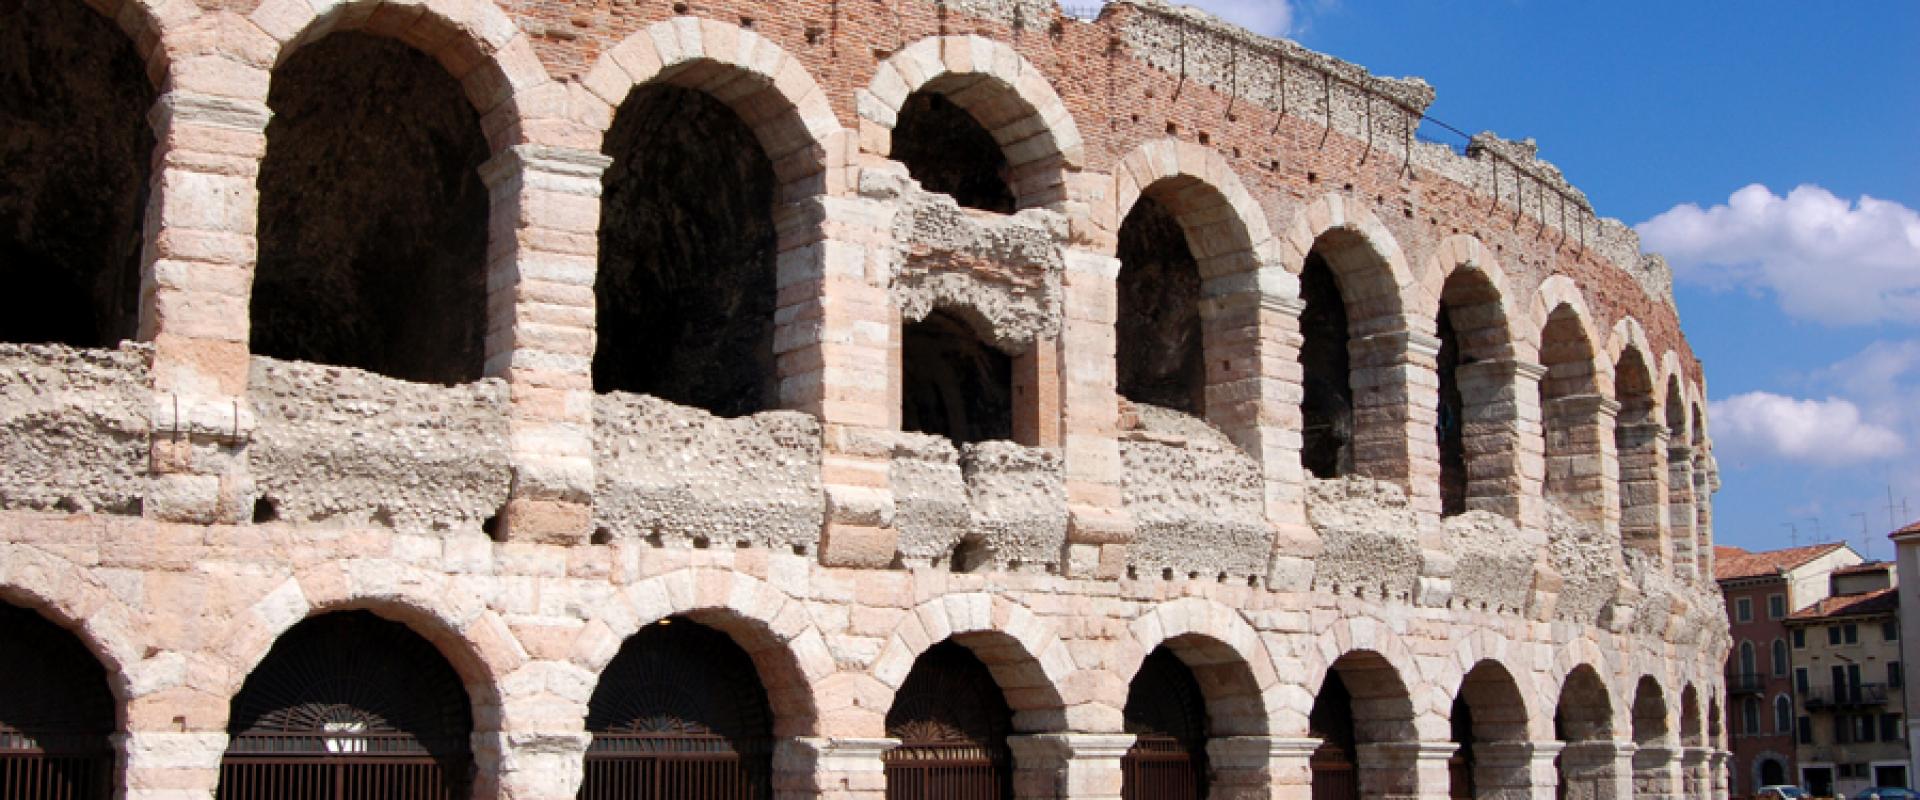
[1436,307,1467,517]
[1449,694,1475,799]
[1298,250,1353,479]
[902,309,1013,445]
[253,32,491,384]
[0,602,115,798]
[1739,640,1756,678]
[1115,195,1204,415]
[1451,660,1530,799]
[1665,377,1696,574]
[1614,347,1661,556]
[1121,647,1209,800]
[594,83,778,414]
[219,612,474,799]
[1630,676,1673,797]
[1772,695,1791,736]
[1772,639,1788,677]
[1740,696,1760,736]
[1435,267,1511,517]
[885,640,1016,800]
[0,0,154,347]
[1759,757,1785,787]
[1538,305,1602,520]
[1553,666,1616,799]
[1309,651,1415,799]
[890,91,1015,213]
[1679,686,1701,748]
[582,617,774,800]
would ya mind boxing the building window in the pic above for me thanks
[1740,641,1757,677]
[1844,623,1859,644]
[1794,628,1806,649]
[1891,661,1904,688]
[1743,697,1761,735]
[1797,667,1810,693]
[1737,598,1753,622]
[1798,716,1813,744]
[1773,639,1790,676]
[1885,620,1901,641]
[1831,625,1843,645]
[1883,713,1903,742]
[1769,593,1787,619]
[1775,695,1793,733]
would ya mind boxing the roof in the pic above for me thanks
[1714,543,1850,582]
[1892,519,1920,539]
[1834,562,1891,576]
[1787,587,1899,621]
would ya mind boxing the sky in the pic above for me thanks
[1104,0,1920,557]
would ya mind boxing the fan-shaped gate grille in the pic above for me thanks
[1120,647,1208,800]
[580,620,773,800]
[218,612,472,800]
[884,641,1012,800]
[0,603,114,799]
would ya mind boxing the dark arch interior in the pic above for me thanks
[596,84,778,415]
[1449,694,1476,799]
[0,0,154,348]
[226,611,473,760]
[1554,668,1612,742]
[1435,305,1466,516]
[1299,251,1353,479]
[253,32,489,384]
[1123,647,1212,799]
[1615,348,1655,424]
[1116,195,1205,415]
[891,90,1014,213]
[1630,678,1667,745]
[903,309,1013,444]
[885,640,1015,799]
[0,602,115,742]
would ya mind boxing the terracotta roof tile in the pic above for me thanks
[1833,562,1891,576]
[1787,587,1898,621]
[1713,542,1849,582]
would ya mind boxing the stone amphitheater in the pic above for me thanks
[0,0,1730,797]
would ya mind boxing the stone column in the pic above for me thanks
[140,90,270,524]
[1006,733,1134,800]
[1354,741,1454,800]
[1055,248,1135,578]
[1346,330,1442,514]
[1557,739,1634,800]
[1615,421,1671,568]
[475,731,591,800]
[1680,746,1711,799]
[478,144,612,545]
[1692,450,1717,581]
[776,194,903,568]
[1207,735,1320,800]
[775,737,899,800]
[1472,740,1563,800]
[1666,442,1698,580]
[1542,394,1619,534]
[1455,359,1547,527]
[1632,743,1682,800]
[1708,748,1731,800]
[116,730,228,800]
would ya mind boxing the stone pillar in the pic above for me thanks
[1055,248,1134,578]
[140,91,269,525]
[1680,746,1711,800]
[1708,748,1730,800]
[1557,739,1634,800]
[1347,330,1441,514]
[1472,740,1563,800]
[1006,733,1134,800]
[1354,741,1454,800]
[1542,394,1619,534]
[1455,359,1547,527]
[476,731,591,800]
[777,194,902,567]
[775,737,898,800]
[479,144,612,545]
[116,730,228,800]
[1207,735,1320,800]
[1632,743,1682,799]
[1667,442,1698,581]
[1692,450,1717,581]
[1615,421,1671,568]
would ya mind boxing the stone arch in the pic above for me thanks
[566,567,831,737]
[1419,235,1525,518]
[861,35,1084,209]
[1524,276,1612,395]
[1679,683,1703,746]
[245,0,553,145]
[1630,674,1673,745]
[79,0,182,82]
[0,544,140,719]
[1111,139,1279,277]
[870,592,1073,733]
[1418,234,1520,360]
[1278,194,1419,329]
[1120,597,1280,736]
[578,18,849,197]
[1297,617,1429,740]
[1439,629,1552,741]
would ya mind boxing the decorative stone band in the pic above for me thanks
[1007,734,1138,800]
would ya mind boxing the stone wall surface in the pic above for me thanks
[1119,403,1270,581]
[0,343,150,514]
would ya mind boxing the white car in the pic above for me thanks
[1755,787,1809,800]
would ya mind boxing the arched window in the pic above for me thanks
[1741,697,1760,736]
[1772,639,1789,677]
[902,309,1014,445]
[1774,695,1793,735]
[1739,640,1756,677]
[891,91,1015,213]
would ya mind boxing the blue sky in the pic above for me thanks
[1137,1,1920,556]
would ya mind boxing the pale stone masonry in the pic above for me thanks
[0,0,1731,797]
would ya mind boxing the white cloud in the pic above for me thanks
[1708,391,1905,466]
[1088,0,1296,36]
[1636,184,1920,325]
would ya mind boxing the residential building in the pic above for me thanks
[1786,561,1904,796]
[1717,542,1863,795]
[1889,520,1920,788]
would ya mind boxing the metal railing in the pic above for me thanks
[885,744,1008,800]
[1121,736,1205,800]
[1725,672,1767,695]
[1804,683,1889,710]
[580,733,770,800]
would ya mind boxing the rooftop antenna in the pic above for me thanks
[1853,512,1872,560]
[1890,484,1904,529]
[1805,516,1824,540]
[1782,522,1799,548]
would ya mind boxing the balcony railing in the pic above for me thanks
[1726,673,1766,695]
[1804,683,1889,710]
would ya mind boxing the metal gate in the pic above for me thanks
[885,642,1013,800]
[1448,749,1472,799]
[1,604,116,800]
[1121,648,1209,800]
[1309,745,1357,800]
[218,613,473,800]
[581,620,774,800]
[1121,736,1204,800]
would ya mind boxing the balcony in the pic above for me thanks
[1804,683,1889,710]
[1726,672,1766,695]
